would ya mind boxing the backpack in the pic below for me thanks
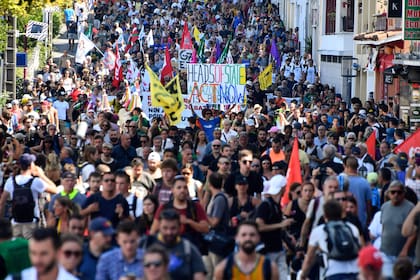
[323,221,360,261]
[223,253,272,280]
[11,177,35,223]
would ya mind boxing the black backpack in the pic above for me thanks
[11,177,35,223]
[324,221,360,261]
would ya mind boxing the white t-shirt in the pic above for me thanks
[53,100,69,121]
[309,221,360,277]
[125,193,143,218]
[368,211,382,249]
[4,175,46,222]
[6,265,78,280]
[80,163,96,182]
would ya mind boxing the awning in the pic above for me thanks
[354,31,404,48]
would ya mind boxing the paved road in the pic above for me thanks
[51,24,76,64]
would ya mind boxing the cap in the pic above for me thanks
[351,146,361,156]
[272,160,287,170]
[253,104,262,111]
[61,171,77,179]
[14,133,25,141]
[235,175,248,185]
[268,126,279,133]
[6,103,12,109]
[358,245,383,271]
[358,113,367,120]
[246,80,253,86]
[367,172,378,184]
[89,217,115,236]
[396,153,408,169]
[19,153,36,168]
[11,100,19,105]
[262,175,286,195]
[148,152,161,162]
[245,119,255,126]
[26,100,33,105]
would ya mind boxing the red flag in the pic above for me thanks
[124,26,139,53]
[180,22,193,49]
[112,44,123,88]
[281,137,302,206]
[394,128,420,156]
[160,47,174,85]
[366,132,376,160]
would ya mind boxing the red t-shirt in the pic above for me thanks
[154,201,208,235]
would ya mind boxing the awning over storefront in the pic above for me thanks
[354,31,404,48]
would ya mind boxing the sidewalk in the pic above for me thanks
[51,24,77,64]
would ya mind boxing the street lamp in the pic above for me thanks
[341,57,358,108]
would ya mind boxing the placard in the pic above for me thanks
[179,49,192,70]
[186,64,246,108]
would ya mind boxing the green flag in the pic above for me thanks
[197,37,205,63]
[217,37,231,64]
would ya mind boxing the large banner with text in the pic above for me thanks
[186,64,247,111]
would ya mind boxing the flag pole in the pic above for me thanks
[94,45,104,56]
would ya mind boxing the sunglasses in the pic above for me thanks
[389,190,403,195]
[251,164,260,168]
[63,250,82,258]
[144,260,164,268]
[242,160,253,165]
[212,145,221,148]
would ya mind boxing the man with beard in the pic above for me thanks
[214,221,278,279]
[141,209,206,280]
[6,228,77,279]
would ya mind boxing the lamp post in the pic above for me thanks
[341,57,358,108]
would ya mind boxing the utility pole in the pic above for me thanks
[4,15,17,100]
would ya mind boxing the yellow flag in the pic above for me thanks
[259,64,273,90]
[164,75,185,125]
[193,26,201,43]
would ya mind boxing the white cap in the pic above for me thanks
[262,175,287,195]
[148,152,161,162]
[245,119,255,126]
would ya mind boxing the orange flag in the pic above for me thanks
[281,137,302,206]
[394,128,420,156]
[366,132,376,160]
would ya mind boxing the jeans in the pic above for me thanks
[325,273,358,280]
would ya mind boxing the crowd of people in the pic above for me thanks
[0,0,420,279]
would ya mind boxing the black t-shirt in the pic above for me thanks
[224,171,263,197]
[255,197,283,253]
[83,193,129,228]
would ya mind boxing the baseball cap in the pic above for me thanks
[262,175,286,195]
[11,100,19,105]
[358,245,383,271]
[61,171,77,179]
[89,217,115,236]
[235,175,248,185]
[268,126,279,133]
[358,113,367,120]
[19,153,36,168]
[245,119,255,126]
[148,152,161,162]
[367,172,378,184]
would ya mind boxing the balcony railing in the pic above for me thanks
[374,15,387,31]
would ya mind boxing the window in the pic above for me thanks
[326,0,336,34]
[342,0,354,32]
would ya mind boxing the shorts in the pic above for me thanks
[68,33,77,39]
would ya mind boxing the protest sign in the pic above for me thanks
[179,49,193,70]
[186,64,247,109]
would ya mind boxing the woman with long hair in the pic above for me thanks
[284,181,315,239]
[194,130,208,163]
[49,197,79,234]
[136,195,159,236]
[260,155,273,181]
[79,145,99,183]
[182,164,203,202]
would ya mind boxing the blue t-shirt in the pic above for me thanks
[348,175,372,227]
[64,8,75,22]
[198,117,220,141]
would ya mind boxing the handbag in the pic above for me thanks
[204,193,235,257]
[203,229,235,257]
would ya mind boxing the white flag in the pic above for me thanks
[75,33,96,64]
[146,30,154,47]
[138,25,145,41]
[226,50,234,64]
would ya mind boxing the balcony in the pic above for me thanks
[374,14,387,31]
